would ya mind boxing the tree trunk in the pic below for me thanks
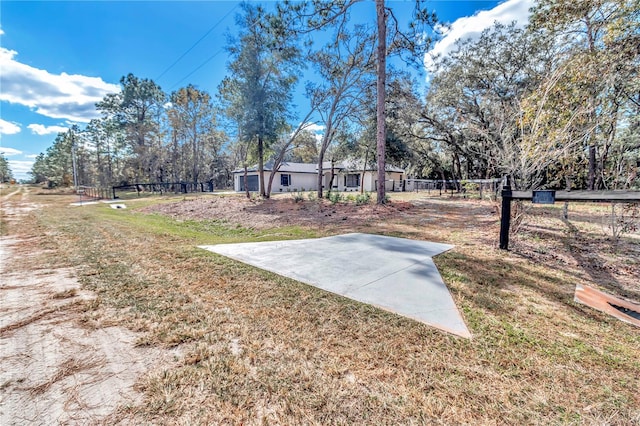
[95,137,103,187]
[243,164,250,199]
[450,152,462,191]
[267,146,287,198]
[266,168,276,198]
[317,131,332,200]
[376,0,387,204]
[596,111,618,190]
[329,158,335,192]
[258,135,266,197]
[587,144,596,190]
[192,132,198,187]
[585,17,598,192]
[172,130,179,183]
[317,154,325,199]
[106,137,113,185]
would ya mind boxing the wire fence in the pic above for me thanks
[77,186,111,200]
[112,182,215,199]
[405,178,504,200]
[79,179,504,201]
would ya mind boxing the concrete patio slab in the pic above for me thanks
[199,233,471,338]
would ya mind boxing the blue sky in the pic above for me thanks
[0,0,533,180]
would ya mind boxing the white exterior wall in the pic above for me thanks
[336,172,366,192]
[234,169,406,193]
[234,172,319,193]
[336,171,399,192]
[351,171,405,192]
[364,172,376,192]
[273,172,317,193]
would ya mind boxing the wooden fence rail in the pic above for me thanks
[499,180,640,250]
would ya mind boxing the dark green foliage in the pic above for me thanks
[0,155,13,183]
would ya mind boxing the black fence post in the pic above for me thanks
[499,176,512,250]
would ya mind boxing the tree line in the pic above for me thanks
[31,0,639,198]
[0,155,13,183]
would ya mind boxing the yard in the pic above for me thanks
[1,187,638,424]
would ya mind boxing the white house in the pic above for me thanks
[233,160,406,193]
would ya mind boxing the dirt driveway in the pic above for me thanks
[0,187,164,425]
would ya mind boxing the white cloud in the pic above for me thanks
[8,160,34,179]
[0,147,23,156]
[305,123,325,133]
[301,123,325,143]
[0,47,120,123]
[0,28,4,36]
[25,154,39,159]
[28,123,69,135]
[426,0,534,68]
[0,118,21,135]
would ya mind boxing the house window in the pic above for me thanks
[345,174,360,188]
[281,174,291,186]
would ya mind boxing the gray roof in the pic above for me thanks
[234,160,404,174]
[278,162,318,173]
[324,160,405,173]
[233,162,317,174]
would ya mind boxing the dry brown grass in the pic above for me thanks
[0,303,79,335]
[9,190,640,424]
[27,357,102,395]
[52,288,79,299]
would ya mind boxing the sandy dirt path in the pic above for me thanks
[0,188,159,425]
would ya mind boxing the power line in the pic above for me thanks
[169,48,225,90]
[155,3,238,82]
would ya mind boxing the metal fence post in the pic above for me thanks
[499,176,512,250]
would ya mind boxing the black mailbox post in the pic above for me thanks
[499,177,512,250]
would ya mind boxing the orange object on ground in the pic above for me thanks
[574,284,640,327]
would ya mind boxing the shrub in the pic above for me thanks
[355,192,372,205]
[461,180,480,198]
[329,191,343,204]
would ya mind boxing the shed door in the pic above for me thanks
[239,175,259,192]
